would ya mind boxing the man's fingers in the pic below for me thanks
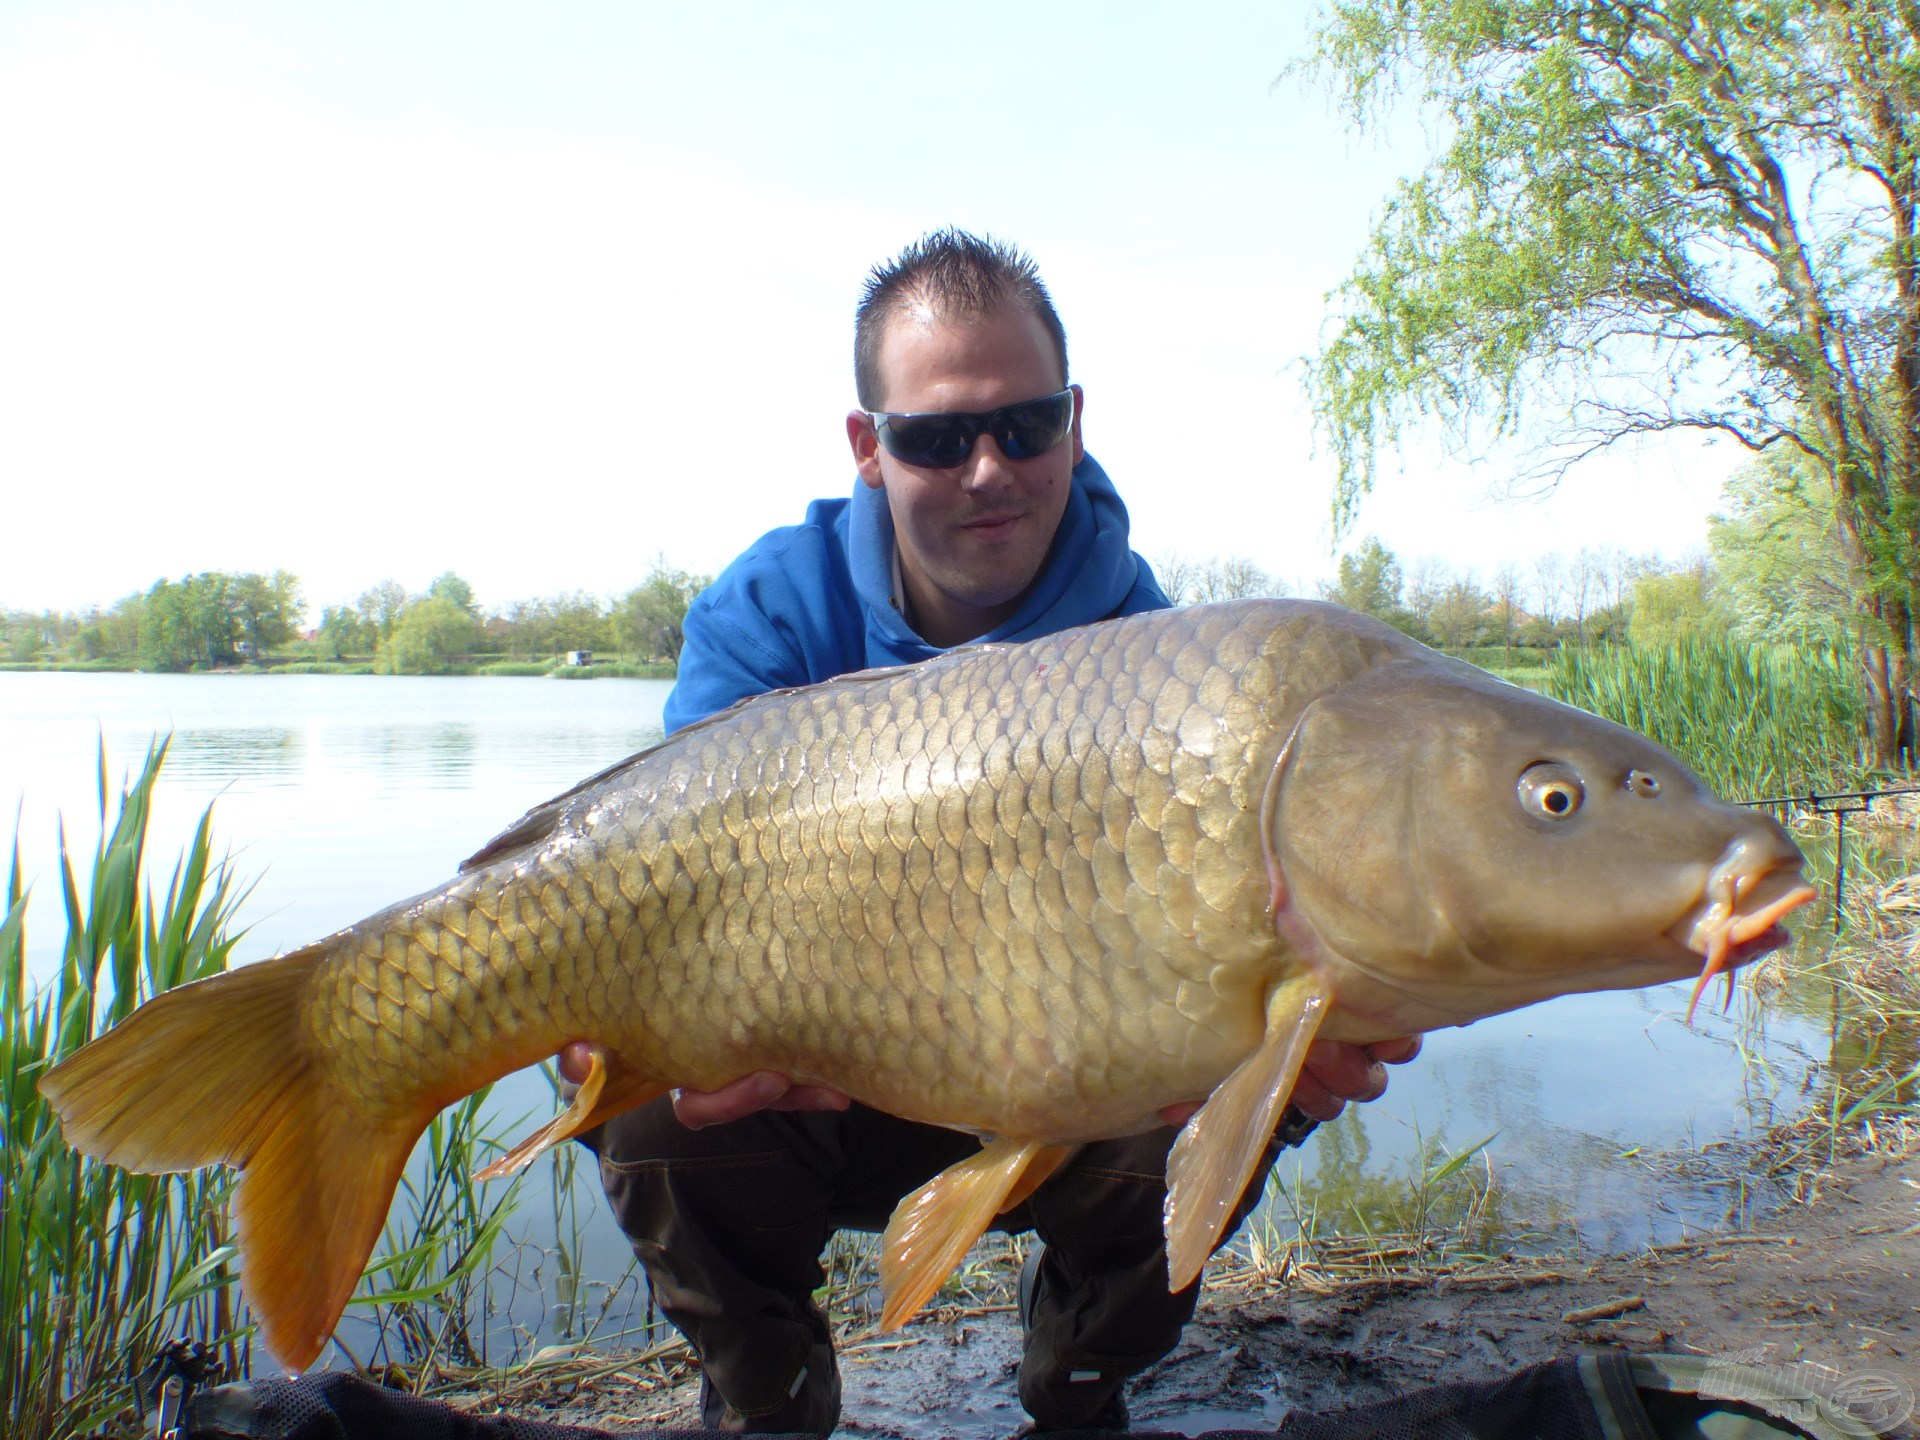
[673,1071,791,1129]
[1288,1072,1347,1123]
[672,1072,853,1129]
[1302,1038,1388,1105]
[768,1084,854,1114]
[1368,1034,1423,1066]
[557,1041,594,1086]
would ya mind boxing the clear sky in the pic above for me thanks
[0,2,1736,621]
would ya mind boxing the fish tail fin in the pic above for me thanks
[38,946,428,1370]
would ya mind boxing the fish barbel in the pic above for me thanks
[41,600,1815,1367]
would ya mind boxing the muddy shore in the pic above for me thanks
[464,1137,1915,1437]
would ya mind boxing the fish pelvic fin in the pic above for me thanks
[475,1046,667,1182]
[37,945,428,1371]
[1164,971,1331,1291]
[879,1137,1072,1331]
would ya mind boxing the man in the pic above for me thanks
[571,229,1418,1434]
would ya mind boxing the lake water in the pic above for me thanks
[0,671,1856,1363]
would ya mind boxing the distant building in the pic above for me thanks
[564,649,593,667]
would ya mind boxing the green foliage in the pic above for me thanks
[1544,639,1863,796]
[1321,537,1427,637]
[2,743,251,1438]
[318,604,375,661]
[617,562,708,664]
[1710,445,1858,645]
[1304,0,1920,757]
[425,572,478,617]
[355,580,408,643]
[229,571,304,663]
[1627,565,1726,647]
[499,594,613,662]
[379,597,480,675]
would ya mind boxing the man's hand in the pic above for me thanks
[1155,1035,1423,1129]
[555,1043,850,1131]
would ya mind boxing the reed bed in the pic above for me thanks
[1,742,251,1440]
[1542,638,1865,797]
[0,745,567,1439]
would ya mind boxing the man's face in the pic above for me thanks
[846,303,1083,648]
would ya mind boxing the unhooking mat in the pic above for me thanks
[163,1352,1914,1440]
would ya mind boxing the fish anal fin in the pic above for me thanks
[1164,972,1331,1291]
[474,1048,665,1182]
[879,1137,1054,1330]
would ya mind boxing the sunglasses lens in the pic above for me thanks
[878,415,976,468]
[993,391,1074,459]
[873,390,1073,467]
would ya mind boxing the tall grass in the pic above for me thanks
[1,741,251,1439]
[0,745,561,1435]
[1543,638,1865,797]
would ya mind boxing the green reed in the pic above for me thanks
[1542,638,1866,799]
[1,741,250,1440]
[0,744,553,1435]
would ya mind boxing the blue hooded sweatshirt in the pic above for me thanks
[663,454,1168,732]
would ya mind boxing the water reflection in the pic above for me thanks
[339,723,479,786]
[168,727,305,787]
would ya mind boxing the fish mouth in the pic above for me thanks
[1665,835,1818,1023]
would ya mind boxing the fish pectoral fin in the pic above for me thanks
[1164,971,1332,1291]
[879,1137,1063,1330]
[474,1048,665,1182]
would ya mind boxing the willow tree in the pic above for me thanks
[1306,0,1920,767]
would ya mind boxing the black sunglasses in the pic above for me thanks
[868,388,1075,469]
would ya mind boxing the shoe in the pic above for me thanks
[697,1342,840,1436]
[1016,1244,1131,1432]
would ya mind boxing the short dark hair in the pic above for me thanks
[854,228,1069,410]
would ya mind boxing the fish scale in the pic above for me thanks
[41,598,1816,1367]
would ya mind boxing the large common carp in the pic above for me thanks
[42,600,1814,1369]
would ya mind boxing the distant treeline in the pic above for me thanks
[0,563,708,676]
[1157,457,1849,662]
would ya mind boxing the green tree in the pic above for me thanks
[230,570,303,662]
[1321,537,1424,636]
[138,574,238,671]
[1628,564,1725,647]
[380,597,478,674]
[355,580,408,642]
[317,605,374,660]
[1428,577,1494,649]
[1307,0,1920,765]
[426,571,478,617]
[617,563,707,663]
[1710,444,1857,644]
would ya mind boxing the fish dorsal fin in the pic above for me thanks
[1164,972,1331,1290]
[879,1137,1073,1329]
[473,1046,667,1182]
[458,666,921,874]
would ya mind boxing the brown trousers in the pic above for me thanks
[585,1099,1303,1433]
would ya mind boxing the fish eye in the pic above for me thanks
[1625,769,1661,798]
[1518,763,1585,821]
